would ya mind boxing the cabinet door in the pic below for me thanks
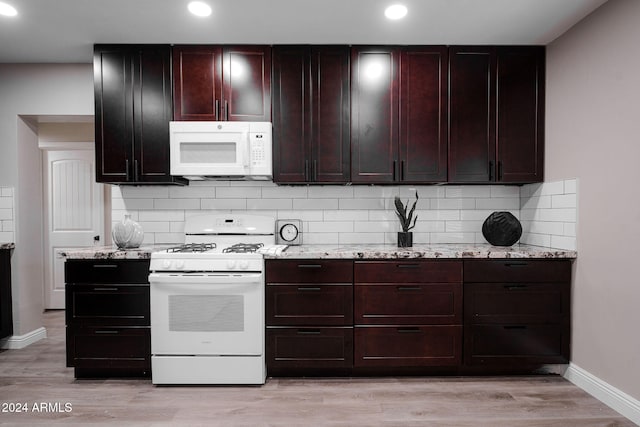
[222,46,271,122]
[132,46,174,183]
[351,47,399,183]
[448,47,496,183]
[311,46,351,183]
[0,250,12,339]
[496,47,545,183]
[272,46,309,183]
[94,46,134,183]
[172,45,223,121]
[399,47,448,183]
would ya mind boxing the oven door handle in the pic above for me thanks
[149,272,263,285]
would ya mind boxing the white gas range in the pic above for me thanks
[148,214,286,385]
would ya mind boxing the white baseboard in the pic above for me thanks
[0,327,47,349]
[564,362,640,425]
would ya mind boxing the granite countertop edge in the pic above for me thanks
[0,242,15,250]
[60,244,577,260]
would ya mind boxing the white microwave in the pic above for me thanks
[169,121,272,180]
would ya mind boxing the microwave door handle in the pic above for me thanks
[243,133,251,168]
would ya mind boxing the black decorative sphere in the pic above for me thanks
[482,211,522,246]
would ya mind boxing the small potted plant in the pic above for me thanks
[394,191,418,248]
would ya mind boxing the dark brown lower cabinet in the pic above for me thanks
[265,258,572,376]
[266,327,353,374]
[0,248,13,339]
[463,260,571,368]
[355,326,461,367]
[65,259,150,378]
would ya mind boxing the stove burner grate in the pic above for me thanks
[167,243,217,253]
[223,243,264,253]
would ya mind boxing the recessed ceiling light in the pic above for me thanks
[188,1,212,17]
[385,4,407,20]
[0,1,18,17]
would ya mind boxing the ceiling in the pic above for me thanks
[0,0,608,63]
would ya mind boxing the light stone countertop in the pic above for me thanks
[264,244,577,259]
[59,243,576,260]
[59,245,172,259]
[0,243,15,250]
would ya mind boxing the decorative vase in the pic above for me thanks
[397,232,413,248]
[482,211,522,246]
[112,214,144,249]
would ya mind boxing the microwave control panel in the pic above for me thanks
[249,131,272,175]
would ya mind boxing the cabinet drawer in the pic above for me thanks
[465,282,569,324]
[67,326,150,369]
[464,324,569,365]
[266,260,353,283]
[355,283,461,325]
[464,260,571,283]
[65,284,150,326]
[354,326,461,367]
[266,284,352,326]
[266,327,353,370]
[355,261,462,283]
[65,259,150,284]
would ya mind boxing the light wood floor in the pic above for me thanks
[0,311,634,426]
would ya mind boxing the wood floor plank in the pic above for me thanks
[0,311,634,426]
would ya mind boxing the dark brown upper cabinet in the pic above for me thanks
[449,46,545,183]
[94,45,184,184]
[351,46,448,184]
[172,45,271,122]
[272,46,350,183]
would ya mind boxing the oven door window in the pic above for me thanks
[150,276,263,356]
[169,295,244,332]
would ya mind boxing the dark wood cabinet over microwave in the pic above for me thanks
[272,46,350,183]
[351,46,448,184]
[449,46,545,183]
[94,45,184,185]
[172,45,271,122]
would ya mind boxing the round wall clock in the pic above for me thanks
[276,219,302,245]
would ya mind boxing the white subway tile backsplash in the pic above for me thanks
[430,198,476,210]
[339,232,385,244]
[201,199,247,210]
[0,198,13,209]
[353,221,395,233]
[324,210,368,221]
[551,235,577,251]
[154,198,201,210]
[303,232,339,245]
[475,197,520,210]
[1,188,13,197]
[564,179,577,194]
[445,186,491,198]
[216,187,262,199]
[551,194,577,209]
[0,209,12,220]
[138,210,185,222]
[309,186,354,198]
[169,186,216,199]
[2,220,14,232]
[120,186,169,199]
[0,231,14,242]
[309,221,354,233]
[247,199,293,210]
[339,198,386,210]
[293,199,339,210]
[113,180,577,251]
[262,186,308,199]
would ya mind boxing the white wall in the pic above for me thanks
[546,0,640,400]
[0,64,93,335]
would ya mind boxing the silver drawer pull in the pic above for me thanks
[93,287,118,291]
[95,330,119,334]
[297,329,321,335]
[93,264,118,269]
[298,264,322,269]
[397,327,421,333]
[504,262,528,267]
[297,287,321,292]
[504,285,528,291]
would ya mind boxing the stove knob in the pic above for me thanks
[226,260,237,270]
[162,259,172,269]
[239,260,249,270]
[175,260,185,270]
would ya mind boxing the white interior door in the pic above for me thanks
[44,149,104,309]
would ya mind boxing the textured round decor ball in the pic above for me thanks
[482,211,522,246]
